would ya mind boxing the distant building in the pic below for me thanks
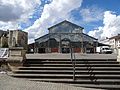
[100,34,120,53]
[109,34,120,53]
[0,30,28,50]
[35,20,98,53]
[100,37,109,45]
[0,30,8,48]
[8,30,28,50]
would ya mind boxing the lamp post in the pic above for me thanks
[70,34,75,81]
[81,33,84,53]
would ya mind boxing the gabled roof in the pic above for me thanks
[98,43,110,46]
[35,33,98,43]
[48,20,84,30]
[82,33,98,40]
[109,34,120,40]
[35,34,49,41]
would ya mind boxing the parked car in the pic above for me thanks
[96,46,113,54]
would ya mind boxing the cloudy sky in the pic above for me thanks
[0,0,120,43]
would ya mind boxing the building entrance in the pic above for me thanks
[38,48,45,53]
[61,39,70,53]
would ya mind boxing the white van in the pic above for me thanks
[96,46,113,54]
[101,46,113,54]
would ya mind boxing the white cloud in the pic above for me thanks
[88,27,103,39]
[0,0,41,30]
[0,21,19,30]
[24,0,83,43]
[88,11,120,40]
[80,6,104,22]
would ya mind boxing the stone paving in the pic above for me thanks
[0,73,101,90]
[26,53,117,60]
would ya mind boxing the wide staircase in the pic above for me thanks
[9,54,120,90]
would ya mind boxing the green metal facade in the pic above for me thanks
[35,20,98,53]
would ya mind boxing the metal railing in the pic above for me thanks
[70,46,76,81]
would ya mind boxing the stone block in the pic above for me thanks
[7,47,26,71]
[10,50,21,56]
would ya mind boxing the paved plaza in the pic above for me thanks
[0,73,101,90]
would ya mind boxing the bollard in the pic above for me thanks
[117,47,120,62]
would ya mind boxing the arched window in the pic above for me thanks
[49,38,58,48]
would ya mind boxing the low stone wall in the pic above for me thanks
[0,59,10,72]
[7,47,26,71]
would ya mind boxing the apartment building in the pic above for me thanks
[100,34,120,53]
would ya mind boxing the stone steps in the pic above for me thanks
[13,70,120,74]
[18,66,120,70]
[30,78,120,85]
[25,64,120,67]
[10,57,120,89]
[25,60,119,64]
[25,59,117,62]
[10,73,120,79]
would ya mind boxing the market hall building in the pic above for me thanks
[34,20,98,53]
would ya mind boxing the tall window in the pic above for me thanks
[49,38,58,48]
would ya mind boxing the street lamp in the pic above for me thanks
[70,34,76,81]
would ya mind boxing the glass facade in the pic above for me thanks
[49,21,83,34]
[35,20,98,53]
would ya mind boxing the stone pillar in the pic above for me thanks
[117,47,120,62]
[8,30,13,48]
[7,47,26,71]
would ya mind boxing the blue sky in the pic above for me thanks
[21,0,104,30]
[22,0,120,36]
[70,0,120,32]
[0,0,120,43]
[20,0,51,29]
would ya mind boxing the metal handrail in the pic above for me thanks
[73,49,76,81]
[70,46,76,81]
